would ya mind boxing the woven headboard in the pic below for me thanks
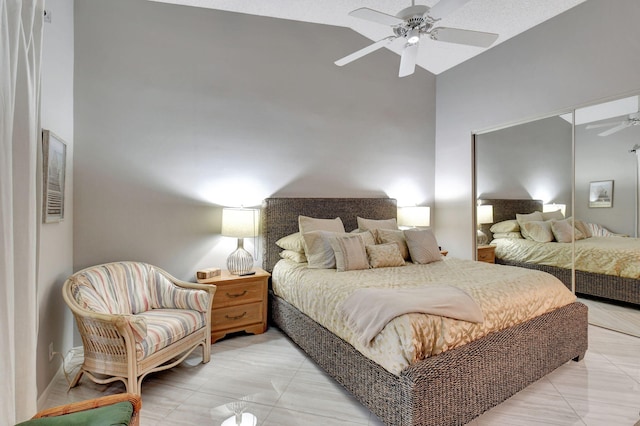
[478,199,543,240]
[261,198,397,272]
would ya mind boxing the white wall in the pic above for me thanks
[73,0,436,280]
[435,0,640,258]
[38,0,74,398]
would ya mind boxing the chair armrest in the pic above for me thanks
[153,268,216,313]
[32,393,141,426]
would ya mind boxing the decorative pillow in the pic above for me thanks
[489,220,520,233]
[279,250,307,263]
[366,243,405,268]
[330,234,370,272]
[520,221,554,243]
[542,209,564,221]
[550,218,585,243]
[356,217,398,231]
[354,230,376,247]
[491,232,523,239]
[302,230,342,269]
[275,232,305,253]
[403,229,441,264]
[585,222,617,237]
[299,215,345,234]
[574,219,592,238]
[375,229,410,260]
[516,211,543,239]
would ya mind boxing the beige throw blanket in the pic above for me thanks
[341,286,485,346]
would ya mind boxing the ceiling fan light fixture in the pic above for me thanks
[407,28,420,45]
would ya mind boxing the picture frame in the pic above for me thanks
[589,180,613,208]
[42,130,67,223]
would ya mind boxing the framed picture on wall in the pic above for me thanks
[589,180,613,208]
[42,129,67,223]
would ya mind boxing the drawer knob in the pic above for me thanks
[225,312,247,321]
[226,290,248,298]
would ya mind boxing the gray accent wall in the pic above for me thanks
[73,0,436,279]
[435,0,640,258]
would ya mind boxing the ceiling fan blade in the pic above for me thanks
[585,122,622,130]
[428,0,473,20]
[599,122,631,137]
[399,43,419,78]
[430,27,498,48]
[349,8,404,26]
[334,36,396,66]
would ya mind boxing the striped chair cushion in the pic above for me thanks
[135,309,206,360]
[148,269,209,313]
[74,262,152,315]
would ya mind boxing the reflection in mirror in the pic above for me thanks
[575,94,640,336]
[474,114,573,292]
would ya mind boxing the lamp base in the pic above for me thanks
[227,239,254,275]
[476,229,489,245]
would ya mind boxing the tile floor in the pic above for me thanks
[43,319,640,425]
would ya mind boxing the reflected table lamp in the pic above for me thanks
[477,205,493,245]
[397,206,430,229]
[221,208,259,275]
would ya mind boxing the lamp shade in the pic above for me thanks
[477,205,494,225]
[543,203,566,217]
[397,206,430,227]
[221,208,259,238]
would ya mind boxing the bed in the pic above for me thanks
[481,198,640,306]
[261,197,588,426]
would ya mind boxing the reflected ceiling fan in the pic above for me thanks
[334,0,499,77]
[586,113,640,137]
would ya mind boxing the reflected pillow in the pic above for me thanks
[356,217,398,231]
[366,243,405,268]
[299,216,345,234]
[491,232,523,239]
[276,232,305,253]
[550,218,585,243]
[490,220,520,233]
[542,209,564,221]
[403,229,441,264]
[330,234,370,272]
[516,211,543,239]
[520,221,554,243]
[574,219,592,238]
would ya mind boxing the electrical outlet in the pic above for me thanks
[43,9,52,23]
[49,342,54,361]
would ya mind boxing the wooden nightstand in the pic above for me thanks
[197,268,270,343]
[477,245,496,264]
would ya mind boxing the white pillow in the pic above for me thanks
[491,232,523,239]
[551,218,585,243]
[330,234,370,272]
[489,220,520,233]
[516,211,543,239]
[403,229,441,264]
[279,250,307,263]
[520,221,554,243]
[356,217,398,231]
[299,216,345,234]
[275,232,305,253]
[542,209,564,221]
[302,230,342,269]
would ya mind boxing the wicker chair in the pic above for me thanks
[63,262,215,395]
[25,394,142,426]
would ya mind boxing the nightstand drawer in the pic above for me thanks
[212,281,264,308]
[212,302,264,330]
[477,245,496,263]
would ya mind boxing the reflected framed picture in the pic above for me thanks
[589,180,613,208]
[42,130,67,223]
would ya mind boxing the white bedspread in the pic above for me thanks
[272,258,576,375]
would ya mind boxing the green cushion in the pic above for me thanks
[16,401,133,426]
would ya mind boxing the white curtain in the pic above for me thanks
[0,0,43,423]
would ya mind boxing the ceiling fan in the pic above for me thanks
[334,0,499,77]
[585,113,640,137]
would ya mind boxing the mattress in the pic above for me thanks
[272,258,576,375]
[493,236,640,278]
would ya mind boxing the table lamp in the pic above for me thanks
[397,206,430,229]
[477,204,493,245]
[221,207,259,275]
